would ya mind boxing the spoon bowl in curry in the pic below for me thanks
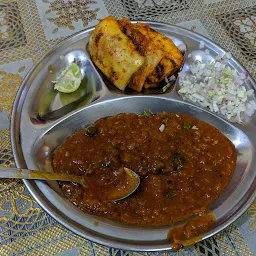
[0,167,140,201]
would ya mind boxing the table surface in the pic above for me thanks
[1,0,256,255]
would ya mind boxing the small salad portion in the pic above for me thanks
[178,51,256,123]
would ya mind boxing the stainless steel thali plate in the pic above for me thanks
[11,21,256,251]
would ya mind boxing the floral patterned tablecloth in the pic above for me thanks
[1,0,256,255]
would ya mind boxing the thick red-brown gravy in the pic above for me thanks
[168,212,216,250]
[53,112,236,244]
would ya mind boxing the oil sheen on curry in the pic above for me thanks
[53,112,236,228]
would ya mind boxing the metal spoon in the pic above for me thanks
[0,167,140,201]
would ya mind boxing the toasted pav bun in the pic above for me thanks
[89,16,144,91]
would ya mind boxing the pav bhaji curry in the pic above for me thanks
[53,112,237,249]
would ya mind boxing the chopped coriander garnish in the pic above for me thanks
[85,126,98,137]
[143,110,153,117]
[172,153,186,171]
[183,122,191,130]
[166,190,176,199]
[162,118,169,123]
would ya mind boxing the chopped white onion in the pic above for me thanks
[159,124,165,132]
[199,41,205,49]
[205,49,210,55]
[178,52,256,123]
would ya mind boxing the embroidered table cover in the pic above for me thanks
[0,0,256,255]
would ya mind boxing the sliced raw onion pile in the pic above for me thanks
[178,52,256,123]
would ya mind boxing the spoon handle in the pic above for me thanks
[0,167,82,184]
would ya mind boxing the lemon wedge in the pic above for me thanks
[54,63,82,93]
